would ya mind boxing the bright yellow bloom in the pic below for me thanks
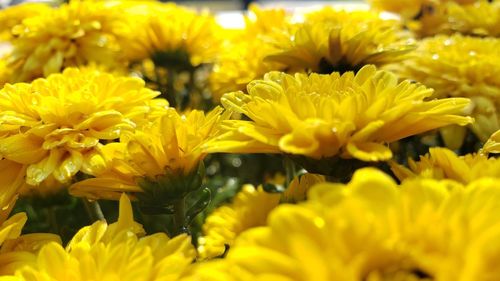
[122,2,221,68]
[5,194,195,281]
[367,0,486,37]
[4,0,132,82]
[446,1,500,37]
[0,3,51,41]
[184,168,500,280]
[209,5,291,100]
[197,173,324,260]
[281,173,325,203]
[482,129,500,154]
[197,185,281,260]
[265,8,415,74]
[0,195,60,275]
[204,65,472,163]
[0,67,165,193]
[399,34,500,142]
[391,147,500,184]
[70,107,228,201]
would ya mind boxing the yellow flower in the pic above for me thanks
[69,107,228,201]
[281,173,325,203]
[4,0,132,82]
[446,1,500,37]
[265,8,415,74]
[0,3,51,41]
[209,5,291,101]
[391,146,500,184]
[204,65,472,164]
[0,195,60,275]
[122,2,222,68]
[6,194,195,281]
[185,168,500,280]
[197,173,324,260]
[197,185,281,260]
[0,67,165,192]
[367,0,488,37]
[482,129,500,154]
[399,34,500,142]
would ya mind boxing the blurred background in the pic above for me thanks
[1,0,365,10]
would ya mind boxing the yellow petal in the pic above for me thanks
[345,141,392,162]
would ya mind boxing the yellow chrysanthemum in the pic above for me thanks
[197,185,281,260]
[446,1,500,37]
[69,107,228,201]
[399,34,500,142]
[122,2,221,68]
[368,0,489,37]
[209,5,291,100]
[0,194,60,276]
[4,194,195,281]
[0,67,166,194]
[183,168,500,280]
[197,173,324,260]
[4,0,132,82]
[391,147,500,184]
[482,129,500,154]
[204,65,472,164]
[0,3,52,41]
[264,8,415,74]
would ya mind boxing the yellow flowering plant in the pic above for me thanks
[0,67,166,198]
[1,1,499,279]
[183,168,500,280]
[70,107,229,235]
[398,34,500,148]
[265,8,416,74]
[2,0,134,83]
[205,65,472,177]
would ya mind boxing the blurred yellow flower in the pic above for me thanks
[4,0,132,82]
[0,3,51,41]
[70,107,228,201]
[7,194,195,281]
[209,5,292,101]
[123,2,222,68]
[368,0,492,37]
[0,196,60,276]
[391,147,500,184]
[399,34,500,142]
[265,8,415,74]
[446,1,500,37]
[186,168,500,280]
[482,129,500,155]
[197,185,281,260]
[205,65,472,163]
[197,173,324,260]
[0,67,165,191]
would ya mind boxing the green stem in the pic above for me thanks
[47,206,59,234]
[172,197,187,236]
[82,199,105,222]
[283,157,299,188]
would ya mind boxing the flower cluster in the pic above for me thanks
[0,0,498,279]
[184,168,500,280]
